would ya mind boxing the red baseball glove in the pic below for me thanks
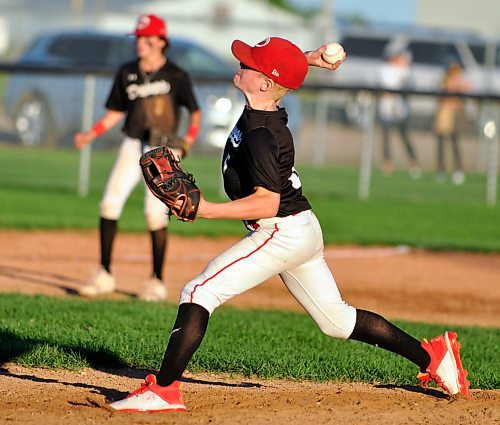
[140,146,201,222]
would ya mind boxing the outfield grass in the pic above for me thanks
[0,145,499,250]
[0,294,498,389]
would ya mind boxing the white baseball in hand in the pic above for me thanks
[321,42,345,64]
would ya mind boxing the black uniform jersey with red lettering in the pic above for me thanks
[222,106,311,217]
[105,59,199,143]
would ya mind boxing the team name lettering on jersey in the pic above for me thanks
[228,127,243,148]
[288,167,302,189]
[126,80,172,100]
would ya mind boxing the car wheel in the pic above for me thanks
[13,93,58,147]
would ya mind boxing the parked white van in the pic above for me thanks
[327,23,498,127]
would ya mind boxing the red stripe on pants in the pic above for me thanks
[189,224,279,302]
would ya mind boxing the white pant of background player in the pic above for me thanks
[180,210,357,338]
[100,137,182,230]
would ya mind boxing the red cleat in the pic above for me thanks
[109,374,186,412]
[417,331,471,398]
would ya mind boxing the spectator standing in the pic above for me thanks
[433,62,472,185]
[378,48,421,179]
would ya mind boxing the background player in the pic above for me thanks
[74,14,201,301]
[109,37,470,412]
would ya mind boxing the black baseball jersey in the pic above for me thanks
[222,106,311,217]
[105,59,199,142]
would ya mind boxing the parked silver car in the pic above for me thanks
[4,30,245,149]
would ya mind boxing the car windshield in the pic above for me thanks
[407,41,462,66]
[168,41,234,77]
[468,43,500,67]
[20,33,234,78]
[340,36,390,59]
[108,36,234,77]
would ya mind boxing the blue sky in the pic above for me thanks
[336,0,415,24]
[289,0,416,25]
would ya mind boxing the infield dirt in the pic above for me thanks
[0,230,498,424]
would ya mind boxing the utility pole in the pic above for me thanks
[312,0,335,166]
[320,0,335,44]
[70,0,85,27]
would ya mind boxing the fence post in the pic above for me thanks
[358,91,376,200]
[312,91,329,166]
[485,104,498,206]
[78,74,95,197]
[476,102,489,172]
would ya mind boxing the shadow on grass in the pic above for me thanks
[0,329,128,369]
[0,329,132,400]
[0,329,263,402]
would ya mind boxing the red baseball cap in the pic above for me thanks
[131,14,167,38]
[231,37,308,90]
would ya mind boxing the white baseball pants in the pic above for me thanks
[100,137,181,231]
[180,210,357,339]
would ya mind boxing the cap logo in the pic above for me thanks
[271,69,280,77]
[137,15,150,30]
[255,37,271,48]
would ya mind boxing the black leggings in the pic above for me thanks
[349,309,430,371]
[382,121,417,162]
[155,305,431,387]
[437,134,463,172]
[99,217,167,279]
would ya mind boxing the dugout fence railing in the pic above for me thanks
[0,63,498,205]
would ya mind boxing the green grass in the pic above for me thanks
[0,144,499,251]
[0,293,498,389]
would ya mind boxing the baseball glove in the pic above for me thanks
[140,146,201,222]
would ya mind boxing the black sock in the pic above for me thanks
[150,227,167,280]
[156,303,210,387]
[349,309,431,371]
[100,217,117,273]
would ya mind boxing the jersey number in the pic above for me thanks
[288,167,302,189]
